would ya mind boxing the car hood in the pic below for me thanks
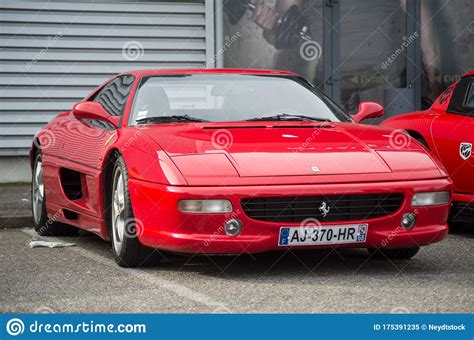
[142,122,445,185]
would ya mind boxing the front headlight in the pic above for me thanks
[412,191,451,207]
[178,199,232,213]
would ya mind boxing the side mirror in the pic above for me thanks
[351,102,384,123]
[72,102,118,128]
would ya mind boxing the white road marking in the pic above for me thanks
[22,228,231,312]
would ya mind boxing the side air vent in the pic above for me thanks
[59,168,83,200]
[63,209,79,220]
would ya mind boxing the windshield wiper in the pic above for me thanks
[246,114,331,122]
[136,115,209,124]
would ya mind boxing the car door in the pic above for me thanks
[430,75,474,195]
[52,75,135,218]
[58,75,134,168]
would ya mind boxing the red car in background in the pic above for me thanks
[382,71,474,224]
[31,69,452,267]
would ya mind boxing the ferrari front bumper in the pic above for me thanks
[128,178,451,254]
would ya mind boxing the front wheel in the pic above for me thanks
[110,155,154,267]
[367,247,420,259]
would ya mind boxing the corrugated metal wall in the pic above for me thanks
[0,0,215,156]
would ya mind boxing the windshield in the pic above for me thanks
[129,74,350,125]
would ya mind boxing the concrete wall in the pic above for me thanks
[0,157,31,183]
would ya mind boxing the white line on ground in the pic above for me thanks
[21,228,231,313]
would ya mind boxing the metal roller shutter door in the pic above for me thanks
[0,0,215,155]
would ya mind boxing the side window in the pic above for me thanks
[464,82,474,109]
[447,76,474,115]
[95,75,135,116]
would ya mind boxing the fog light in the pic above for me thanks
[412,191,450,207]
[178,200,232,214]
[224,219,242,236]
[401,213,416,230]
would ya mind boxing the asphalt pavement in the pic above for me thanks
[1,225,473,313]
[0,184,32,228]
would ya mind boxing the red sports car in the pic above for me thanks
[381,71,473,224]
[31,69,452,267]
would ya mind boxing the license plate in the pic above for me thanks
[278,224,368,246]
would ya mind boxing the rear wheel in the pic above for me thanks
[32,151,77,236]
[110,155,154,267]
[410,134,429,150]
[367,247,420,259]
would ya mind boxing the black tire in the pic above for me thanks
[32,151,77,236]
[109,155,154,267]
[367,247,420,259]
[412,135,429,150]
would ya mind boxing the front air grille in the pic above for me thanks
[241,193,404,223]
[450,202,474,223]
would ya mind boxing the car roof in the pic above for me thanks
[117,68,297,78]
